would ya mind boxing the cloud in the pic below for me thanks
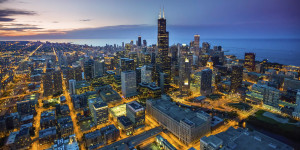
[0,9,36,22]
[80,19,91,22]
[0,0,8,3]
[52,21,59,23]
[0,23,43,32]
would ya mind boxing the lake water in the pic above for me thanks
[36,38,300,66]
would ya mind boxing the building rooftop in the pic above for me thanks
[201,127,293,150]
[147,99,209,127]
[6,131,18,145]
[109,104,126,118]
[39,127,56,139]
[84,130,101,139]
[117,116,133,127]
[127,101,144,112]
[93,102,108,109]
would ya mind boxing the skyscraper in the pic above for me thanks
[143,40,147,47]
[244,53,256,72]
[141,65,152,83]
[94,59,105,77]
[137,36,142,47]
[179,48,191,96]
[230,65,243,92]
[157,8,171,91]
[84,59,94,81]
[121,70,137,98]
[200,69,212,96]
[194,34,200,55]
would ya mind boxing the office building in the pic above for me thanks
[84,130,102,149]
[99,124,120,144]
[39,127,57,144]
[89,102,108,125]
[57,116,74,138]
[141,65,153,83]
[245,84,265,104]
[230,65,243,92]
[121,70,137,98]
[69,79,76,95]
[84,59,94,81]
[126,101,145,128]
[137,36,142,47]
[264,85,280,108]
[17,98,36,116]
[120,58,135,72]
[146,98,211,145]
[96,85,122,102]
[129,52,139,68]
[244,53,256,72]
[138,82,161,99]
[143,39,147,47]
[200,127,293,150]
[94,59,105,77]
[194,34,200,55]
[200,69,213,96]
[179,56,191,96]
[136,67,141,86]
[157,8,171,91]
[117,116,133,135]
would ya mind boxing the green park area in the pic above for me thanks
[246,110,300,143]
[228,102,252,111]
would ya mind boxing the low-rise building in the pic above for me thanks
[39,127,57,144]
[100,124,120,144]
[200,127,293,150]
[84,130,102,149]
[146,98,211,145]
[126,101,145,128]
[117,116,133,135]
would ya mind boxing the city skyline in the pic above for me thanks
[1,0,300,40]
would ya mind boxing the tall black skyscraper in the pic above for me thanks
[157,8,171,91]
[230,65,243,92]
[84,59,94,81]
[138,36,142,47]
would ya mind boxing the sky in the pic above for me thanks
[0,0,300,40]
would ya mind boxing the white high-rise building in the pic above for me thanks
[69,79,76,95]
[141,65,152,83]
[121,71,137,98]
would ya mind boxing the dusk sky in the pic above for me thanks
[0,0,300,40]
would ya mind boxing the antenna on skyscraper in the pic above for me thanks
[159,6,161,19]
[163,6,165,19]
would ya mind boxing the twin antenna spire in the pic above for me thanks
[159,6,165,19]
